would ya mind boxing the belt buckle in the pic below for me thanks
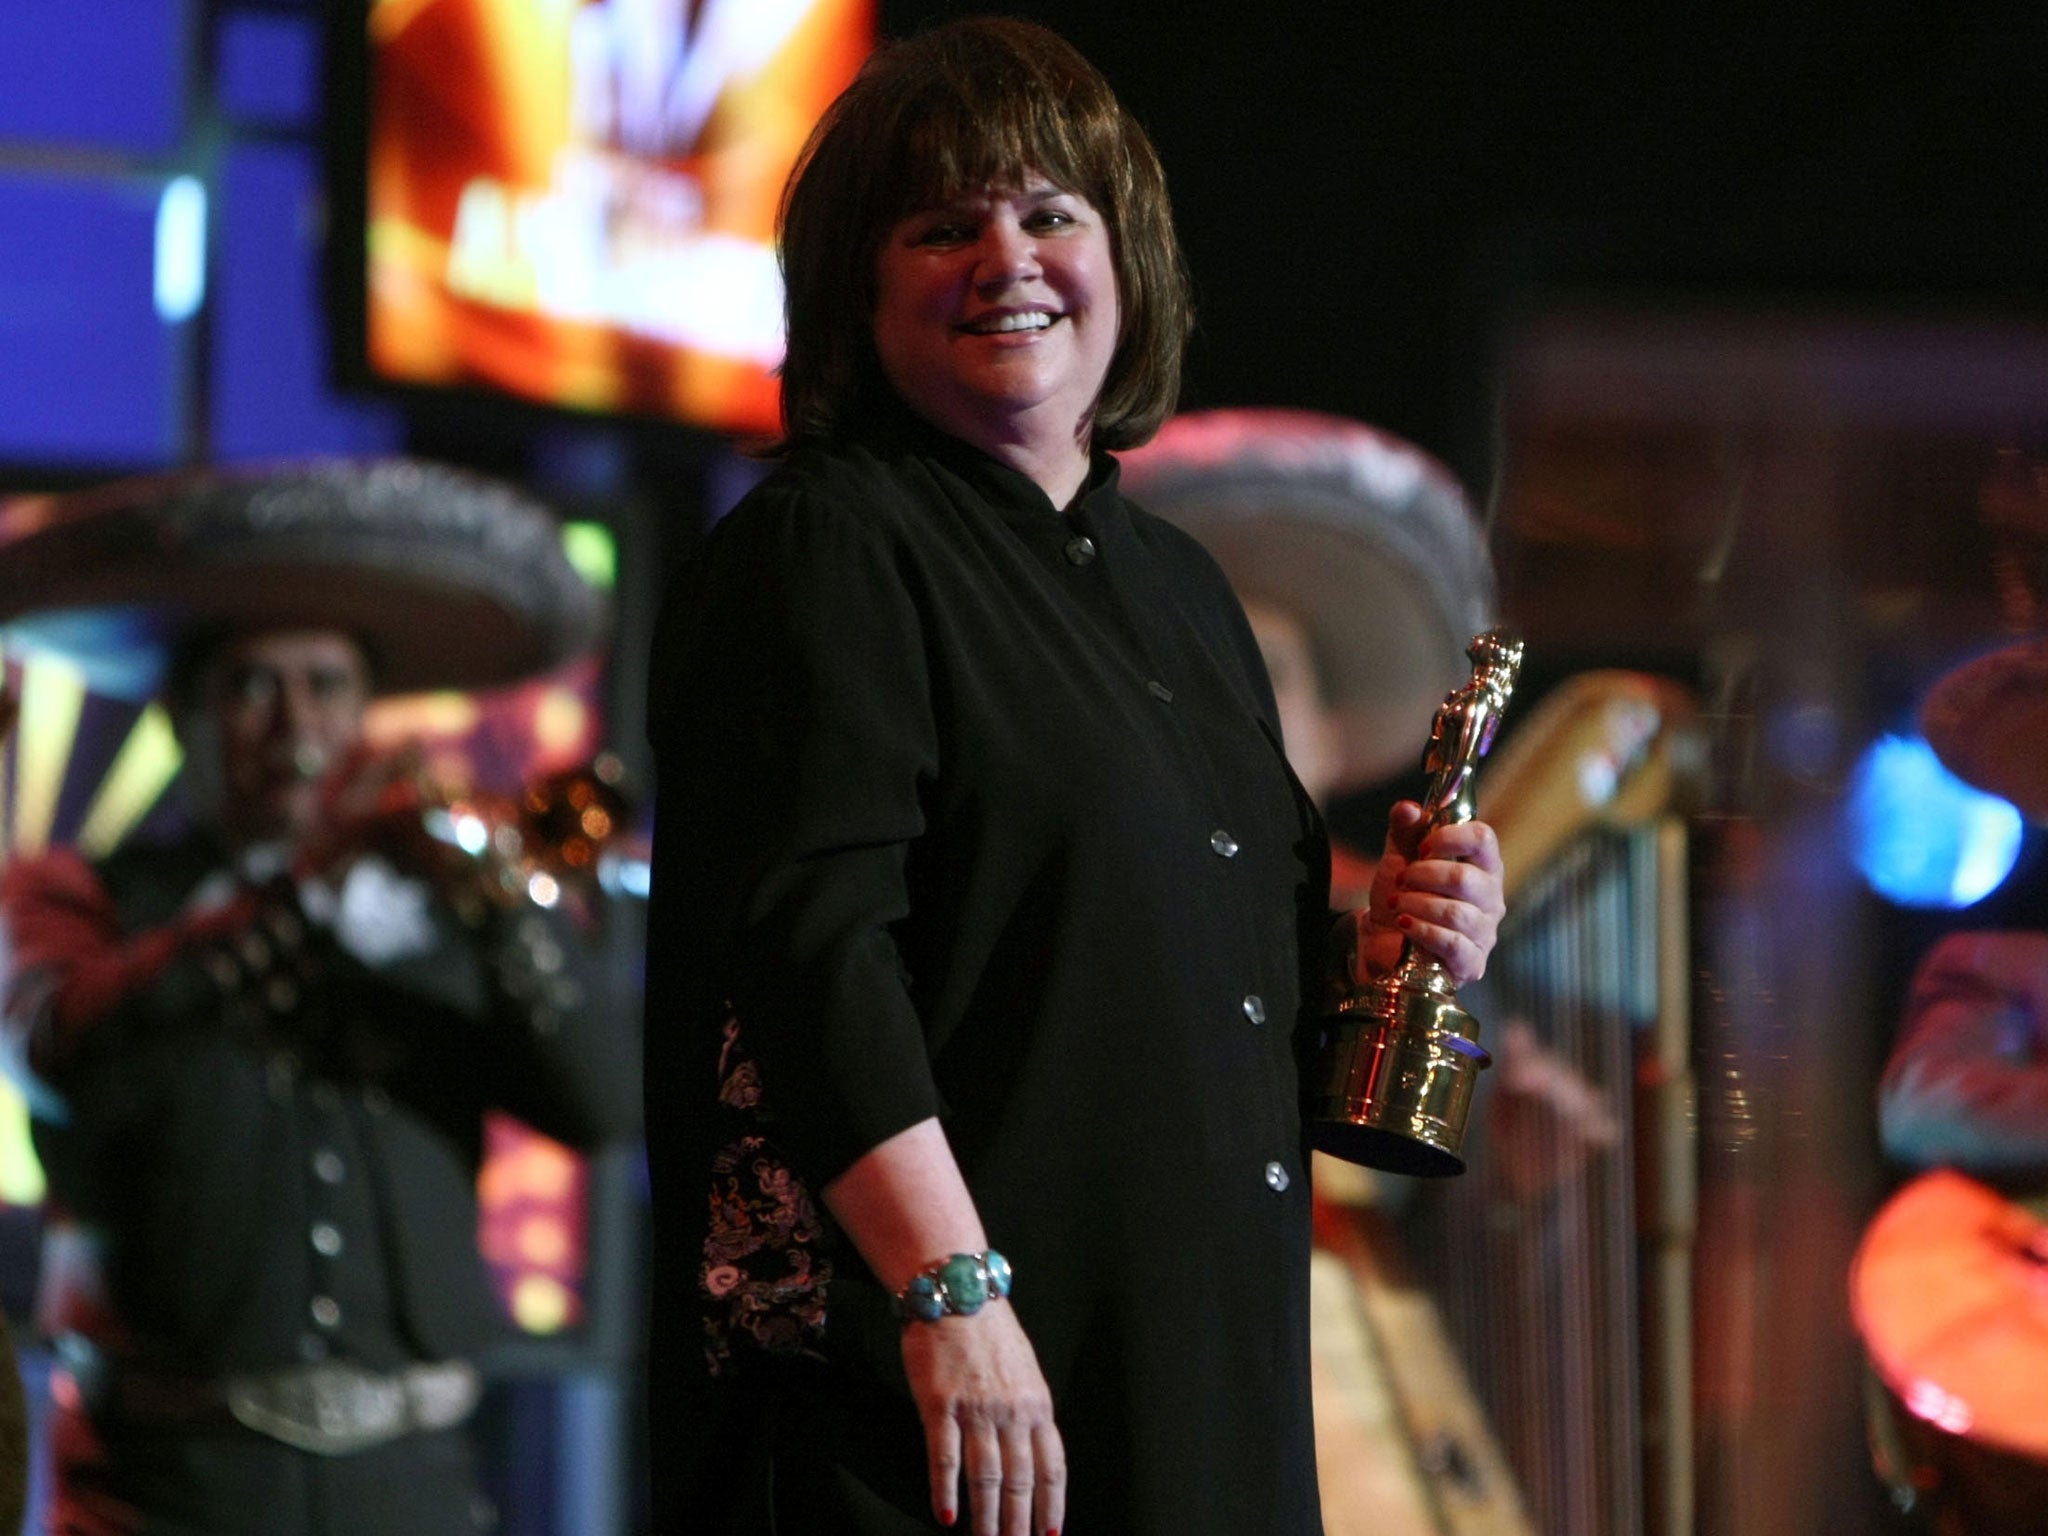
[405,1361,482,1432]
[227,1363,407,1456]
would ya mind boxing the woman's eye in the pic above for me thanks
[1026,209,1073,232]
[916,222,973,247]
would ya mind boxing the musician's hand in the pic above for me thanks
[290,742,431,885]
[1350,800,1506,987]
[901,1304,1066,1536]
[1488,1019,1620,1200]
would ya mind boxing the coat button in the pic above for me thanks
[1146,680,1174,703]
[310,1222,344,1258]
[1264,1161,1291,1193]
[1064,534,1097,566]
[1242,994,1266,1025]
[312,1149,346,1185]
[310,1295,343,1329]
[1210,830,1239,858]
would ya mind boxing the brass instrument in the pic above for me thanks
[1308,629,1523,1176]
[414,752,631,916]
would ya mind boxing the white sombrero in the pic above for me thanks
[1121,408,1497,790]
[0,458,604,699]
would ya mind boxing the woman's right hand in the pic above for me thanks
[821,1118,1063,1534]
[901,1302,1065,1536]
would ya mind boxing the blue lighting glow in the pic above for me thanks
[1847,733,2024,908]
[153,175,206,323]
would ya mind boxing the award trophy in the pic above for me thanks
[1307,628,1523,1176]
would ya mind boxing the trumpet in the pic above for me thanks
[411,753,633,916]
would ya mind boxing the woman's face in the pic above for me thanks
[872,177,1119,466]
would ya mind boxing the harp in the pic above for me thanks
[1320,670,1702,1536]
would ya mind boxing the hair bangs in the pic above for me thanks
[883,62,1116,223]
[773,16,1189,454]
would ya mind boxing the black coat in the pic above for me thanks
[2,832,639,1536]
[645,417,1331,1534]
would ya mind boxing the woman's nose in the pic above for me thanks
[973,221,1039,288]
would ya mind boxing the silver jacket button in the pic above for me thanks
[1210,830,1239,858]
[1264,1161,1290,1193]
[1242,995,1266,1026]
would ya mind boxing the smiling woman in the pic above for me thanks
[772,15,1190,465]
[642,17,1507,1536]
[871,181,1120,505]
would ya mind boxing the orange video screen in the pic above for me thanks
[362,0,873,436]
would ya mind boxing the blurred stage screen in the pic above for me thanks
[345,0,873,436]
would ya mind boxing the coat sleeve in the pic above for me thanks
[460,899,642,1150]
[647,477,944,1188]
[0,847,278,1095]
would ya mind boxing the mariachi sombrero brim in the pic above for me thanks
[0,458,604,699]
[1922,636,2048,822]
[1121,409,1497,790]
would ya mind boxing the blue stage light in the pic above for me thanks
[1847,733,2024,908]
[153,175,206,323]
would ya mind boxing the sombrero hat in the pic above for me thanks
[1921,635,2048,822]
[0,458,604,699]
[1121,408,1496,790]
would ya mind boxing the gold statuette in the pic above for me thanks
[1307,628,1523,1176]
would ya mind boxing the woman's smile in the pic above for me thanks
[959,308,1056,335]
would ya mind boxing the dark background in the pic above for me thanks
[888,3,2048,500]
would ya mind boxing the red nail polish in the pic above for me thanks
[939,1512,956,1529]
[1397,914,1416,930]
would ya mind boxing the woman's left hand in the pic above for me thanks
[1341,800,1505,990]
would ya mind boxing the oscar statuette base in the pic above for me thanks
[1306,980,1491,1178]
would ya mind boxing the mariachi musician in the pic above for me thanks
[1856,630,2048,1535]
[0,463,639,1536]
[1122,409,1569,1529]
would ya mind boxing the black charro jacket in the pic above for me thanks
[1,830,639,1535]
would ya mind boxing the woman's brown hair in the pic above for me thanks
[774,16,1192,453]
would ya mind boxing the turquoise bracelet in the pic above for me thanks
[893,1251,1013,1323]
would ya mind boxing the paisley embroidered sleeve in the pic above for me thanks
[699,1008,833,1374]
